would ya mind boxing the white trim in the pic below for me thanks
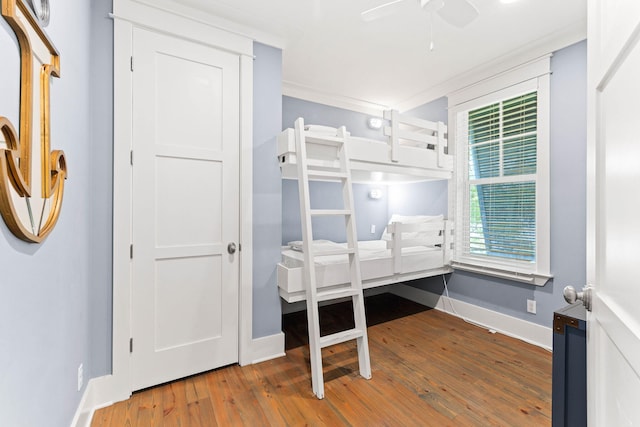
[451,262,551,287]
[282,22,585,114]
[395,21,585,112]
[449,65,552,283]
[238,54,254,366]
[249,333,286,364]
[69,376,115,427]
[390,284,553,350]
[283,80,389,116]
[111,14,135,403]
[448,55,551,107]
[535,72,551,276]
[110,0,254,404]
[114,0,283,50]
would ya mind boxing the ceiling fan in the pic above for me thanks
[361,0,479,29]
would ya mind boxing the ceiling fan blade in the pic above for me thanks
[437,0,479,28]
[361,0,409,22]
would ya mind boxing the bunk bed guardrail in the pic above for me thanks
[278,109,453,183]
[277,218,454,303]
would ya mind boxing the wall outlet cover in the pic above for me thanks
[527,299,537,314]
[78,363,84,391]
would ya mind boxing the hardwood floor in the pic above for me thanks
[92,293,552,426]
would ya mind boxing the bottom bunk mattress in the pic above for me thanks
[278,239,452,302]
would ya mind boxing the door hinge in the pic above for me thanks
[130,56,134,72]
[130,150,133,166]
[129,338,133,353]
[130,244,133,259]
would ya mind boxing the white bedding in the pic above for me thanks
[282,239,437,268]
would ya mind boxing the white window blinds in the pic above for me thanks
[451,66,551,285]
[466,91,537,262]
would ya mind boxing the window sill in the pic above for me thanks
[450,261,552,286]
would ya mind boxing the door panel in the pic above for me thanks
[588,0,640,424]
[155,156,223,246]
[154,256,223,351]
[155,53,224,152]
[131,27,240,391]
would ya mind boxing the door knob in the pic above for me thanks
[563,285,593,312]
[227,242,237,254]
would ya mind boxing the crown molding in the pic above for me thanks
[284,20,586,114]
[395,19,587,112]
[282,80,389,116]
[119,0,287,49]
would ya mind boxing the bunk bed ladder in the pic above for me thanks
[293,117,372,399]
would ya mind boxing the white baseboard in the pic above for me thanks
[390,284,553,350]
[249,332,286,364]
[70,375,115,427]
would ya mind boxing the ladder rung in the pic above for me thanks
[310,209,352,216]
[316,288,360,302]
[307,159,340,169]
[319,328,365,348]
[305,135,345,146]
[313,248,356,257]
[314,248,355,257]
[307,170,348,180]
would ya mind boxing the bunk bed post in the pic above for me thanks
[437,122,447,168]
[443,220,453,265]
[391,222,402,274]
[385,109,400,163]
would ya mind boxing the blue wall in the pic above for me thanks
[282,97,394,243]
[283,96,387,141]
[252,42,284,338]
[407,40,588,328]
[0,0,111,425]
[89,0,114,384]
[281,40,587,329]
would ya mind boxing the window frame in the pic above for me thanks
[448,57,552,286]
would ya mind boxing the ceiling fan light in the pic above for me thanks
[437,0,479,28]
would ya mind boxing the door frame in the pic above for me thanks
[106,0,254,402]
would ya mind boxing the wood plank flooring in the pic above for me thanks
[92,293,552,426]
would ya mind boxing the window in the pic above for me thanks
[449,58,551,285]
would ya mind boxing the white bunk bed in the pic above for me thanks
[277,110,454,303]
[278,110,453,183]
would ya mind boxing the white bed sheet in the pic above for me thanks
[281,239,437,270]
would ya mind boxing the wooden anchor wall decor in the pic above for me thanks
[0,0,66,243]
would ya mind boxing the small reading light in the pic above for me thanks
[367,117,383,130]
[369,188,383,200]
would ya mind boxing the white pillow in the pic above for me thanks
[381,214,443,242]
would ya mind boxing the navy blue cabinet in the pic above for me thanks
[552,302,587,427]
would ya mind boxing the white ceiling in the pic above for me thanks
[172,0,586,113]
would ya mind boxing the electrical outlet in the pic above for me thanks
[370,224,376,234]
[77,363,84,391]
[527,299,537,314]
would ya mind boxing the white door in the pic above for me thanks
[587,0,640,424]
[131,27,240,391]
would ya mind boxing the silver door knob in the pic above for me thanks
[227,242,237,254]
[563,285,593,312]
